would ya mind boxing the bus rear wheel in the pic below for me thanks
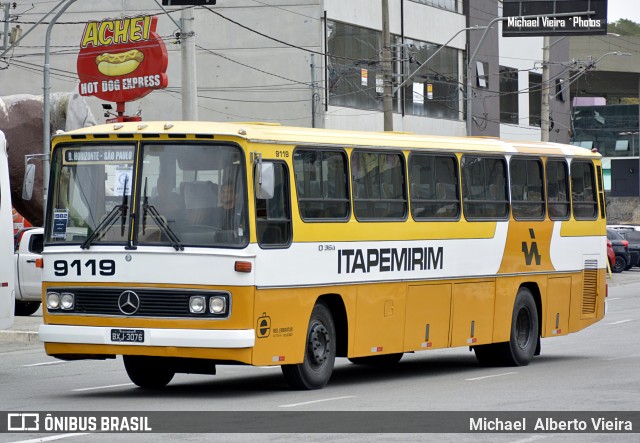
[123,355,175,389]
[281,301,336,390]
[348,353,403,366]
[474,287,539,367]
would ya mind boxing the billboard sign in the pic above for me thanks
[503,0,608,37]
[77,16,168,102]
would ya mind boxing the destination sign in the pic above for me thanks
[63,147,134,165]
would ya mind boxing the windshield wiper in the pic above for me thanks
[81,175,129,250]
[81,204,124,249]
[142,178,184,251]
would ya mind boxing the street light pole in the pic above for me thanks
[466,10,595,136]
[394,26,484,94]
[43,0,77,220]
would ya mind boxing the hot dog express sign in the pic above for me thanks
[77,16,168,102]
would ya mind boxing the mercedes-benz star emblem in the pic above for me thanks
[118,290,140,315]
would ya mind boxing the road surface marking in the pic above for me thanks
[466,372,517,381]
[22,361,68,367]
[512,436,547,443]
[607,297,620,300]
[605,353,640,361]
[605,319,633,326]
[72,383,134,392]
[9,433,90,443]
[279,396,355,408]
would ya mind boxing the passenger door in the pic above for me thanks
[255,161,292,248]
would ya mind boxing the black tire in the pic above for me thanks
[474,287,539,367]
[123,355,175,389]
[612,255,626,273]
[348,353,403,366]
[15,301,41,316]
[281,302,336,390]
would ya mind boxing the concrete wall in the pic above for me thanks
[498,30,544,141]
[606,196,640,224]
[324,0,467,134]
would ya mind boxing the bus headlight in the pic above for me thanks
[46,292,61,310]
[60,292,75,310]
[189,296,206,314]
[209,296,227,314]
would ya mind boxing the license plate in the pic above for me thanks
[110,329,144,343]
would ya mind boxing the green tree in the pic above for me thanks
[608,19,640,36]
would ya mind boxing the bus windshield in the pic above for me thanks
[137,143,247,247]
[47,142,247,248]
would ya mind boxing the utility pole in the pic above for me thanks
[181,7,198,120]
[2,3,9,51]
[382,0,393,131]
[43,0,77,219]
[541,36,550,142]
[310,54,317,128]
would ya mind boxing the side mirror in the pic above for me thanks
[255,162,275,199]
[22,163,35,201]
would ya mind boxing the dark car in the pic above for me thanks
[617,229,640,268]
[606,229,631,273]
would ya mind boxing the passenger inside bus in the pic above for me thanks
[153,175,184,225]
[217,181,244,243]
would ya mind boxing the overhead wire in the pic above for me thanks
[4,1,629,131]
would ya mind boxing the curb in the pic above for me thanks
[0,330,39,342]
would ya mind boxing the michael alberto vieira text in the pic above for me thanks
[470,417,633,432]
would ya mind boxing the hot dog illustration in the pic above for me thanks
[95,49,144,77]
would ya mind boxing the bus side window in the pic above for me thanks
[571,161,598,220]
[510,157,544,220]
[596,164,606,219]
[409,153,460,220]
[351,151,407,220]
[255,162,292,248]
[293,149,350,221]
[546,159,570,220]
[461,156,508,220]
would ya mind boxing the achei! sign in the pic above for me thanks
[77,16,168,102]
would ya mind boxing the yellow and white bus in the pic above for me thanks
[36,121,607,389]
[0,130,15,329]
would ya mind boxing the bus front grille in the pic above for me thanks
[48,287,230,318]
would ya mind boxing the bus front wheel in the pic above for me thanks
[123,355,175,389]
[474,287,539,367]
[281,301,336,390]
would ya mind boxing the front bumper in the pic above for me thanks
[39,324,255,348]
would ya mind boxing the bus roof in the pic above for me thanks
[54,121,600,158]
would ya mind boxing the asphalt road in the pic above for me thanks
[1,270,639,442]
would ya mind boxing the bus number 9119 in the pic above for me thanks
[53,259,116,276]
